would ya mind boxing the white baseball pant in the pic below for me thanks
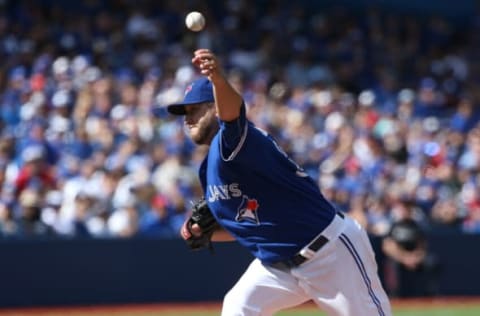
[221,215,392,316]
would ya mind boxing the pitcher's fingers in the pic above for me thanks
[192,51,214,63]
[180,221,192,239]
[190,223,203,237]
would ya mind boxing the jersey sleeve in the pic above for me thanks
[219,103,248,161]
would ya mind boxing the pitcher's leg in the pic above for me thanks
[333,218,391,316]
[295,217,392,316]
[221,259,310,316]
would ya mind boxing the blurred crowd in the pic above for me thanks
[1,0,480,240]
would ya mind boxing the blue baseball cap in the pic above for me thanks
[166,77,214,115]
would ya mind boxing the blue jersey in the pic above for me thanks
[199,104,336,264]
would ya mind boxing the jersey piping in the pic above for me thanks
[220,120,249,162]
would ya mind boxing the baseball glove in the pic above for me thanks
[185,198,219,252]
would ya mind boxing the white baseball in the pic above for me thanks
[185,11,205,32]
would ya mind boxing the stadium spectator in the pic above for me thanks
[0,0,478,242]
[0,201,16,237]
[13,145,57,197]
[382,197,440,297]
[13,188,54,237]
[137,193,179,238]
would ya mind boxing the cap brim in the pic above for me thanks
[151,103,193,117]
[166,103,188,115]
[166,99,212,115]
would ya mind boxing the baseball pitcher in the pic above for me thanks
[162,48,392,316]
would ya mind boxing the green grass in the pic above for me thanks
[275,306,480,316]
[393,306,480,316]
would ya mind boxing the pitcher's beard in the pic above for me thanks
[189,122,219,145]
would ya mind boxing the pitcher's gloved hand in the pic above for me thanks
[183,198,219,252]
